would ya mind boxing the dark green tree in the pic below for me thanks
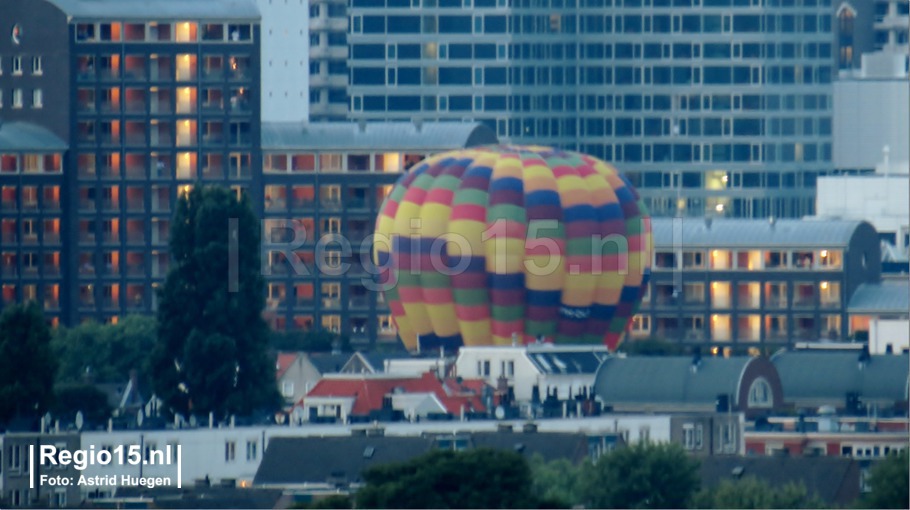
[150,186,280,418]
[579,441,700,509]
[528,454,585,508]
[52,315,157,388]
[859,449,909,509]
[0,303,57,426]
[690,476,826,509]
[270,328,350,353]
[619,337,685,356]
[51,384,112,427]
[356,448,539,509]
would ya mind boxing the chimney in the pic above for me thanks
[769,216,776,228]
[357,119,367,133]
[413,118,423,132]
[704,217,713,229]
[691,347,702,373]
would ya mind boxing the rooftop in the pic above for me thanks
[651,218,870,248]
[261,121,498,151]
[771,350,909,405]
[848,280,910,315]
[594,356,757,406]
[47,0,260,20]
[0,122,68,152]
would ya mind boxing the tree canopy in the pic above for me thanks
[580,441,701,509]
[52,315,156,388]
[150,186,280,418]
[690,476,826,509]
[0,303,57,427]
[859,449,909,509]
[356,448,541,509]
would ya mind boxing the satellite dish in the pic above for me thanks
[495,406,506,420]
[275,412,286,425]
[75,411,84,431]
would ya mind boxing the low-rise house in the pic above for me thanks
[0,432,81,509]
[593,354,784,419]
[275,352,350,406]
[296,372,489,423]
[699,456,866,507]
[454,344,610,404]
[252,429,616,490]
[770,349,909,415]
[847,279,910,354]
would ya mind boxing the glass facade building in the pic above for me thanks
[343,0,839,218]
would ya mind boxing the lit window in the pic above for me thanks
[32,56,42,75]
[12,88,23,108]
[33,89,43,108]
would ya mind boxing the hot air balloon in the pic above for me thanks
[373,145,650,352]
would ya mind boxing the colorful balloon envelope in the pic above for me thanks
[373,145,651,352]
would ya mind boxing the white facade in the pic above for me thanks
[454,345,608,402]
[868,317,910,354]
[816,174,910,260]
[833,50,910,171]
[257,0,309,121]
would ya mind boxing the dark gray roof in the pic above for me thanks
[254,436,434,486]
[771,350,910,405]
[699,456,861,507]
[594,356,752,405]
[526,349,610,375]
[254,432,596,487]
[47,0,259,20]
[848,280,910,314]
[114,487,284,509]
[469,431,591,464]
[652,218,867,248]
[261,122,498,151]
[0,122,68,152]
[306,353,352,375]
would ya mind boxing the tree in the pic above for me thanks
[859,449,909,509]
[270,328,350,353]
[690,476,826,509]
[51,384,112,427]
[356,448,540,509]
[619,337,685,356]
[150,186,280,418]
[528,454,585,508]
[579,442,700,509]
[0,303,57,426]
[52,315,157,388]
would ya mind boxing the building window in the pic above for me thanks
[12,89,23,108]
[12,56,22,75]
[718,422,737,453]
[748,377,773,408]
[282,381,294,398]
[32,89,43,108]
[32,56,42,75]
[225,441,236,462]
[683,423,703,450]
[246,440,257,461]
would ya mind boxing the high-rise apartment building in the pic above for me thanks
[308,0,350,120]
[258,0,311,121]
[342,0,841,218]
[0,0,261,324]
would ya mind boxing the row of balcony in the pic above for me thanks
[78,164,252,181]
[263,198,369,212]
[643,327,825,342]
[645,294,840,309]
[76,132,253,147]
[265,296,378,311]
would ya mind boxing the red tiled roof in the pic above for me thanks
[276,352,298,380]
[303,372,489,416]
